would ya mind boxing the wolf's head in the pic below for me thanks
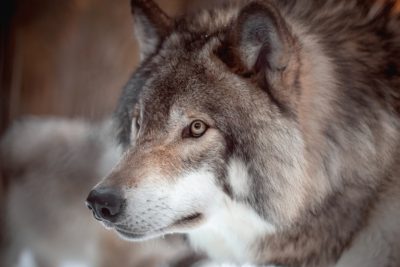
[86,0,329,246]
[85,0,400,265]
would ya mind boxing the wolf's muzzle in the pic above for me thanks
[86,188,125,223]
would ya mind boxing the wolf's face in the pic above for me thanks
[87,0,312,244]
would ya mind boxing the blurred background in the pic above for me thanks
[0,0,216,266]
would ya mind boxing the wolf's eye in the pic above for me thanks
[188,120,207,138]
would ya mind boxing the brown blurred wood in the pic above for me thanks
[8,0,138,121]
[0,0,15,137]
[0,0,16,242]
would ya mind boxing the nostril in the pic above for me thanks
[101,207,111,218]
[86,188,124,223]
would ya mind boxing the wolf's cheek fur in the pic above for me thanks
[119,168,221,237]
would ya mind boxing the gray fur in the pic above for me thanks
[99,0,400,266]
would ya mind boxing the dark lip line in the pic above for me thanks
[171,212,202,227]
[114,212,203,239]
[115,224,167,235]
[115,228,150,239]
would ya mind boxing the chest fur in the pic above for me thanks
[187,200,275,264]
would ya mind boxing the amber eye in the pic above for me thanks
[189,120,207,138]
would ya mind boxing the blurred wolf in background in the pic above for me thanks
[86,0,400,267]
[0,118,196,267]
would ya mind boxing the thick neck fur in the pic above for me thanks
[249,1,400,266]
[188,195,275,264]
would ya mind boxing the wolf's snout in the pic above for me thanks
[86,188,124,223]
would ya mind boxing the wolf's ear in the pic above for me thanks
[234,2,295,72]
[230,2,298,110]
[131,0,173,61]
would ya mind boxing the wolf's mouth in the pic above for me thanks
[172,212,203,226]
[114,213,203,240]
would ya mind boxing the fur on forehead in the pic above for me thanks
[155,1,252,54]
[177,1,244,34]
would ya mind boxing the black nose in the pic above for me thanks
[86,188,124,223]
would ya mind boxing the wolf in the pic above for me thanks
[86,0,400,266]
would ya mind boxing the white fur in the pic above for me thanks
[188,198,275,264]
[227,158,250,197]
[185,164,275,264]
[121,168,223,238]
